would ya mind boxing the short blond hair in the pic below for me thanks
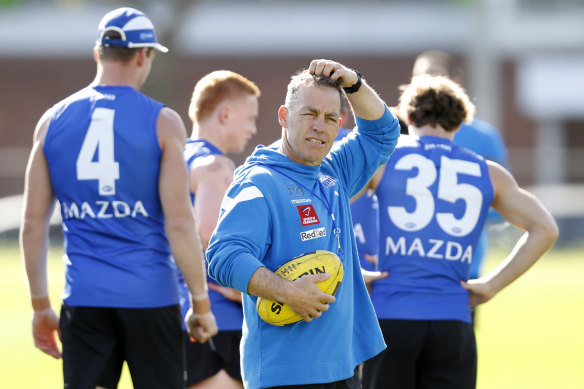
[188,70,260,123]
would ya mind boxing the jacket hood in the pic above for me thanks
[234,145,322,183]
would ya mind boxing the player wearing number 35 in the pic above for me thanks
[20,7,217,389]
[359,74,558,389]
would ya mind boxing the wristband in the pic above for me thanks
[343,71,362,94]
[191,292,209,301]
[191,311,214,320]
[31,296,51,311]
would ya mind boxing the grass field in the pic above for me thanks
[1,241,583,388]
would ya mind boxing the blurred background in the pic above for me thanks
[1,0,583,247]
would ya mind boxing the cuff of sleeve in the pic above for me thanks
[355,106,394,131]
[229,252,265,294]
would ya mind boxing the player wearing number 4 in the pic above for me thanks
[359,74,558,389]
[20,7,217,389]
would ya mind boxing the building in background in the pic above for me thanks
[0,0,583,244]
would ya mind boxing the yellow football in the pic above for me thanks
[256,250,344,326]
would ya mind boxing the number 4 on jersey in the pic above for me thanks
[76,108,120,195]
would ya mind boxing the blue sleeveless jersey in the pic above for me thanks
[454,118,508,279]
[372,135,494,323]
[180,139,243,331]
[335,129,379,270]
[43,85,178,308]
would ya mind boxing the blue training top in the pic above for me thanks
[454,118,508,278]
[372,135,494,323]
[335,129,379,271]
[207,107,399,388]
[270,129,381,271]
[178,139,243,331]
[44,85,179,308]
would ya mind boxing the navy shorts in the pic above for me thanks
[362,319,477,389]
[60,303,185,389]
[185,329,242,386]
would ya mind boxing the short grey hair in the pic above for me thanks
[284,70,344,111]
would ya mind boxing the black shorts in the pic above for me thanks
[60,303,185,389]
[361,319,476,389]
[185,329,242,386]
[267,367,360,389]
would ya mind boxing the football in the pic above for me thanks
[256,250,344,326]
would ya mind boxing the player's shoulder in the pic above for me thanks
[157,107,187,139]
[469,118,500,135]
[453,143,486,162]
[457,118,502,141]
[34,107,57,144]
[193,154,234,177]
[158,106,183,125]
[45,87,100,126]
[395,134,420,148]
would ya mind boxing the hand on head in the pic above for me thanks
[308,60,359,90]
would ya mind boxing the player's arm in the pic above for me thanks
[157,107,217,342]
[350,163,386,203]
[20,110,62,359]
[191,155,243,303]
[191,155,235,249]
[461,162,559,307]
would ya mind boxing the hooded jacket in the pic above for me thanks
[207,107,399,388]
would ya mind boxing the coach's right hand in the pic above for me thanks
[285,273,336,323]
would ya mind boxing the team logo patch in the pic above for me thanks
[300,227,327,241]
[318,173,337,187]
[296,205,320,226]
[286,182,304,197]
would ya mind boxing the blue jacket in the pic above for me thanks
[336,128,380,270]
[207,107,399,388]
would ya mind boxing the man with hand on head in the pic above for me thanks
[207,59,400,389]
[180,70,260,389]
[20,7,217,389]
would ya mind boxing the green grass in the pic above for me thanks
[2,241,583,388]
[0,242,133,388]
[475,247,584,389]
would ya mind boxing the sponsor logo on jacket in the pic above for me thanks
[300,227,327,241]
[296,205,319,226]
